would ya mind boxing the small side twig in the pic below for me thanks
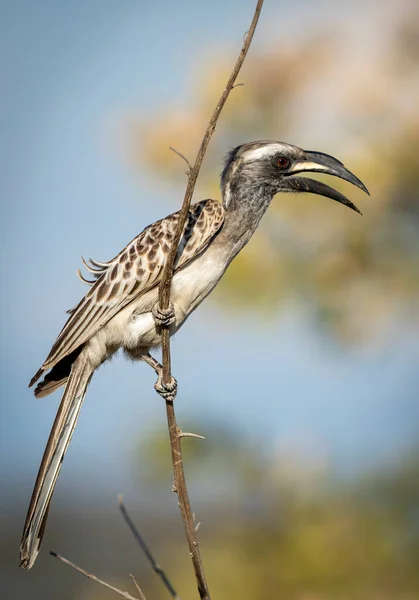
[118,495,180,599]
[50,551,142,600]
[169,146,193,175]
[156,2,264,600]
[130,574,147,600]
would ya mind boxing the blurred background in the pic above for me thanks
[2,0,419,598]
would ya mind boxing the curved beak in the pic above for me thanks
[285,150,369,215]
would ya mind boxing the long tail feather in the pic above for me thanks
[20,357,93,569]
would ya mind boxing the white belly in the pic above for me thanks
[170,249,227,320]
[108,247,227,353]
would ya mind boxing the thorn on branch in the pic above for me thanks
[193,513,202,532]
[179,431,206,440]
[232,83,245,89]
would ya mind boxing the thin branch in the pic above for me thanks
[158,0,265,318]
[130,574,148,600]
[169,146,193,175]
[49,551,141,600]
[118,495,180,599]
[156,2,264,600]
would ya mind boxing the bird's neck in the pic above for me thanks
[219,180,277,259]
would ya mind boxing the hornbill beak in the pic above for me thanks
[285,150,369,215]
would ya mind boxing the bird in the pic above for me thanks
[20,140,368,569]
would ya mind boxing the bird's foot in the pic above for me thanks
[154,373,178,402]
[152,302,176,327]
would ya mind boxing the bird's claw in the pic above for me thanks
[154,374,178,402]
[152,302,176,327]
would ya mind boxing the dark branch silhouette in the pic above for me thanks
[118,495,180,599]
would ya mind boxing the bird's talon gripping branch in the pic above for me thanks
[152,302,176,328]
[154,373,178,402]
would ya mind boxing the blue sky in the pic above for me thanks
[1,0,418,513]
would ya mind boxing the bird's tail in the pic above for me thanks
[19,356,93,569]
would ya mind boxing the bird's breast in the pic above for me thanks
[112,247,228,353]
[170,249,227,319]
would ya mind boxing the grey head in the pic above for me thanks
[221,140,369,214]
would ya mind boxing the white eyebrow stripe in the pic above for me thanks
[242,144,284,162]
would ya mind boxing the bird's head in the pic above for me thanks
[221,141,369,214]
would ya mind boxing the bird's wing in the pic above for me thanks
[31,199,224,385]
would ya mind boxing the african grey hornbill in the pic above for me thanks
[20,140,368,569]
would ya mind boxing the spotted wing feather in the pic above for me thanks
[30,200,224,386]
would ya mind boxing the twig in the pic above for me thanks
[169,146,192,175]
[49,551,141,600]
[130,574,147,600]
[118,495,180,599]
[156,2,264,599]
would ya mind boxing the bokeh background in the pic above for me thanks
[2,0,419,598]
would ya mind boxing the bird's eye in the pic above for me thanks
[276,156,290,169]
